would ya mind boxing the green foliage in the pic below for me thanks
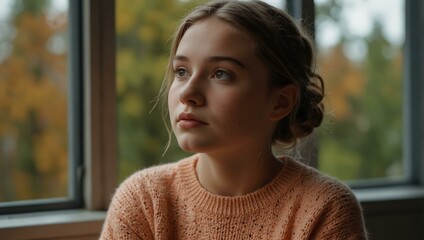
[0,0,68,201]
[116,0,207,182]
[316,1,404,181]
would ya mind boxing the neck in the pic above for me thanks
[196,148,283,197]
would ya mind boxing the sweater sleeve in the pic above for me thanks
[99,173,154,240]
[312,182,368,240]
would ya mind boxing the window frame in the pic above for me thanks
[0,0,84,215]
[405,0,424,186]
[0,0,115,238]
[82,0,117,211]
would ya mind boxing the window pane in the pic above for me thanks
[315,0,405,182]
[116,0,286,182]
[0,0,70,203]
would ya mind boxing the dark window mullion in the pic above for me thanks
[405,0,424,185]
[69,0,84,208]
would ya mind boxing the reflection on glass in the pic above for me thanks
[0,0,69,202]
[315,0,404,181]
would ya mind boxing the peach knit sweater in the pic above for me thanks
[100,155,367,239]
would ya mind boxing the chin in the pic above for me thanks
[178,144,202,153]
[177,140,211,154]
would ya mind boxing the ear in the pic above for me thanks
[269,84,298,121]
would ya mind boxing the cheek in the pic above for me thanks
[221,92,271,125]
[167,84,179,112]
[215,95,253,124]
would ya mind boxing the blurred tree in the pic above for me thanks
[316,1,403,180]
[116,0,207,182]
[0,0,68,201]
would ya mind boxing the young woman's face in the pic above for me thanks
[168,17,280,155]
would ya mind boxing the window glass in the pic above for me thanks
[315,0,405,182]
[116,0,286,182]
[0,0,69,203]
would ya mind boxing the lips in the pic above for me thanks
[177,112,207,128]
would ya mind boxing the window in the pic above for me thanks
[315,0,406,185]
[0,0,113,238]
[0,0,83,214]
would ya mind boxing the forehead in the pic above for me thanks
[176,17,257,59]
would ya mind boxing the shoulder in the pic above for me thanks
[101,157,196,238]
[284,158,367,238]
[118,155,195,196]
[106,155,196,219]
[284,157,359,206]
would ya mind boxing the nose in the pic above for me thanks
[179,76,206,106]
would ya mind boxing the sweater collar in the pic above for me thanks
[177,154,305,215]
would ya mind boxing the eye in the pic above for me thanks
[175,67,189,79]
[213,69,232,81]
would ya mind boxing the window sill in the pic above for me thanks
[0,209,106,240]
[354,185,424,214]
[354,185,424,239]
[354,185,424,203]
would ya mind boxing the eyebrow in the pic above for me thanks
[173,55,246,68]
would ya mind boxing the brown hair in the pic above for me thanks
[158,0,324,148]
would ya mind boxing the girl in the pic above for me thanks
[101,0,367,239]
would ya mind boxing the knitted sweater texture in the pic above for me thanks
[100,155,367,239]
